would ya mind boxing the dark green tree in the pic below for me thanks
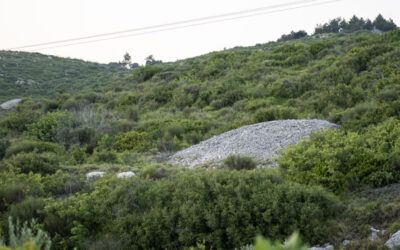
[373,14,397,32]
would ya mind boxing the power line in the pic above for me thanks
[28,0,341,52]
[10,0,337,50]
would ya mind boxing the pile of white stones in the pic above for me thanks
[169,119,339,168]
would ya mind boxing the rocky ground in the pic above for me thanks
[169,119,339,168]
[0,98,21,110]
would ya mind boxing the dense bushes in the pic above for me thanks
[26,111,73,143]
[5,152,61,175]
[42,170,338,249]
[253,106,299,123]
[4,140,63,158]
[278,118,400,193]
[112,131,153,152]
[0,140,10,160]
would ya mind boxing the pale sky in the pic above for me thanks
[1,0,399,64]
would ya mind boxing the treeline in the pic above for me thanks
[278,14,397,42]
[315,14,397,34]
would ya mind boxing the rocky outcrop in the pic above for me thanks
[169,119,339,168]
[385,231,400,250]
[117,171,136,178]
[1,99,22,110]
[86,171,105,182]
[308,244,333,250]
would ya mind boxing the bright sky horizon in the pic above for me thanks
[1,0,399,65]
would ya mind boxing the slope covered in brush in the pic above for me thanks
[0,51,127,102]
[0,16,400,249]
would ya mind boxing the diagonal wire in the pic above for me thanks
[10,0,337,50]
[28,0,341,52]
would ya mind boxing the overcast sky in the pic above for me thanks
[1,0,399,64]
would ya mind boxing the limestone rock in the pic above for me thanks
[309,243,333,250]
[385,231,400,250]
[117,171,136,178]
[86,171,105,182]
[1,99,22,110]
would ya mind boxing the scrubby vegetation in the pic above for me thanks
[0,51,127,103]
[0,15,399,249]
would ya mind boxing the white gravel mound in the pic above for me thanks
[1,99,22,110]
[169,119,339,168]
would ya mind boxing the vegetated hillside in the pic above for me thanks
[0,51,127,103]
[1,15,400,249]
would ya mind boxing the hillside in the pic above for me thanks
[0,51,127,103]
[0,15,400,249]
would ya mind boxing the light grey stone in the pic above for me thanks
[385,230,400,250]
[86,171,105,182]
[369,227,380,240]
[117,171,136,178]
[0,99,22,110]
[309,243,333,250]
[342,240,350,246]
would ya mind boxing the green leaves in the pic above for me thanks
[112,130,153,152]
[42,170,338,249]
[279,118,400,193]
[26,111,73,143]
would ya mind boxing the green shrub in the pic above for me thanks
[253,106,298,123]
[5,217,51,250]
[0,110,39,133]
[43,170,338,249]
[5,140,63,158]
[91,150,118,163]
[222,155,257,170]
[26,111,74,143]
[0,183,27,212]
[278,118,400,193]
[252,232,308,250]
[140,164,168,179]
[9,198,45,223]
[71,145,87,164]
[8,152,61,175]
[0,140,10,160]
[112,131,153,152]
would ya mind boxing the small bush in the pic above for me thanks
[253,106,298,123]
[92,150,118,163]
[113,131,153,152]
[278,118,400,193]
[5,140,63,158]
[9,198,46,223]
[6,217,51,250]
[8,152,61,175]
[0,139,10,160]
[253,232,308,250]
[140,164,168,179]
[223,155,257,170]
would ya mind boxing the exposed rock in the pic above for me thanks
[369,227,380,240]
[308,243,333,250]
[341,240,350,246]
[169,119,339,168]
[385,231,400,250]
[15,79,25,85]
[27,79,36,85]
[1,99,22,110]
[86,171,105,182]
[117,171,136,178]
